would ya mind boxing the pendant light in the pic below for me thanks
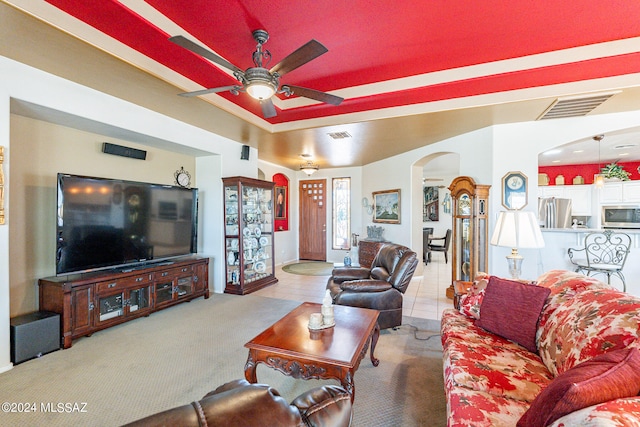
[593,134,605,188]
[300,161,320,176]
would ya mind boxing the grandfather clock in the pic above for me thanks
[447,176,490,300]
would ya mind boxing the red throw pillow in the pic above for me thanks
[476,277,550,353]
[517,347,640,427]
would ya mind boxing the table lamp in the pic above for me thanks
[490,210,545,279]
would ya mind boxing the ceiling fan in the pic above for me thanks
[169,30,344,118]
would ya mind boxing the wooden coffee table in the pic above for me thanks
[244,302,380,401]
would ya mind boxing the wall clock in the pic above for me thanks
[501,171,527,209]
[175,166,191,188]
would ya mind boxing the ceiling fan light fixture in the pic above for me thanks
[300,161,319,176]
[246,81,276,100]
[170,31,341,118]
[244,68,278,100]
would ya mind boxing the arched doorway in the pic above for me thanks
[411,152,460,276]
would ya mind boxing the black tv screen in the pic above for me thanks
[56,173,198,275]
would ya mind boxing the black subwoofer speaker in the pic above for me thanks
[10,311,60,364]
[102,142,147,160]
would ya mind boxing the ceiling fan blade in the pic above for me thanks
[284,85,344,106]
[178,85,240,97]
[169,35,243,74]
[270,40,328,76]
[261,98,277,118]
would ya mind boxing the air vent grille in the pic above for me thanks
[538,92,619,120]
[327,131,352,139]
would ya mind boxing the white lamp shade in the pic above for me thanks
[491,210,545,249]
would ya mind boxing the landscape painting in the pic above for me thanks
[373,189,400,224]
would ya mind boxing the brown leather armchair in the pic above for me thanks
[326,243,418,330]
[123,379,352,427]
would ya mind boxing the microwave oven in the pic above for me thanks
[601,206,640,229]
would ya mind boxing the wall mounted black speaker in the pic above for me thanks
[10,311,60,364]
[102,142,147,160]
[241,145,250,160]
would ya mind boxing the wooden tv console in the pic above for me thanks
[39,256,209,349]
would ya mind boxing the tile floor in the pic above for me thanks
[253,251,453,321]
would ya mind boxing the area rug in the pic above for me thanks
[282,261,334,276]
[0,294,446,426]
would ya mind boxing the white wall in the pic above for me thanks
[361,128,494,262]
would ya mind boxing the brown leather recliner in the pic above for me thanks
[327,243,418,330]
[123,379,352,427]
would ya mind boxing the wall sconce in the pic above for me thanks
[362,197,374,215]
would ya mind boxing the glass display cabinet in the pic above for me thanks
[448,176,490,299]
[96,285,151,325]
[223,176,278,295]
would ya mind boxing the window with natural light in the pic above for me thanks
[332,177,351,250]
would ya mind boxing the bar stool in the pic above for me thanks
[568,230,631,291]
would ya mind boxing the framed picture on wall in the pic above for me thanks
[423,186,439,221]
[501,171,528,210]
[373,189,401,224]
[275,186,286,219]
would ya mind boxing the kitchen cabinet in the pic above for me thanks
[538,185,593,216]
[564,186,593,216]
[597,181,640,204]
[623,182,640,202]
[538,186,565,198]
[600,182,624,204]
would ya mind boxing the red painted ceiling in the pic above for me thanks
[34,1,640,124]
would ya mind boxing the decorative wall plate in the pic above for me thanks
[254,261,266,273]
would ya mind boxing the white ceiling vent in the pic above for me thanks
[327,131,352,139]
[537,92,620,120]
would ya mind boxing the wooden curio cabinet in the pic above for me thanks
[223,176,278,295]
[448,176,491,297]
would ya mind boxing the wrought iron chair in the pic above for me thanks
[567,229,631,291]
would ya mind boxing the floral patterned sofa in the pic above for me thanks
[441,270,640,427]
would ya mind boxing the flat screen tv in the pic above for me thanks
[56,173,198,275]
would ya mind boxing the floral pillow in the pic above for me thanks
[459,277,489,319]
[517,347,640,427]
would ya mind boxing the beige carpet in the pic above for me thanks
[0,294,445,426]
[282,261,335,276]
